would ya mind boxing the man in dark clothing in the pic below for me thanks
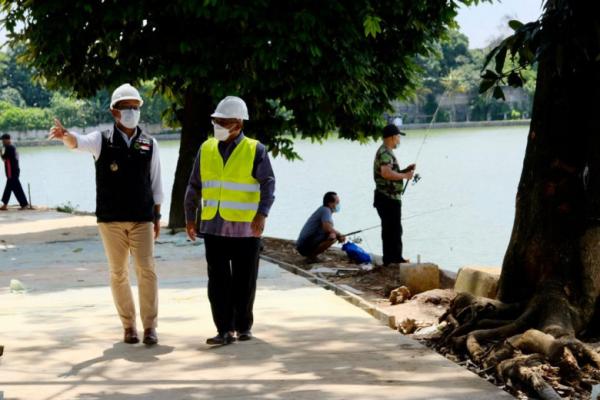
[373,124,416,266]
[296,192,346,258]
[185,96,275,346]
[1,134,29,210]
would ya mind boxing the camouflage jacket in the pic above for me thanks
[373,144,403,200]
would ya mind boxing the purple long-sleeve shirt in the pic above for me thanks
[184,132,276,238]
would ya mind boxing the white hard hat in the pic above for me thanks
[110,83,144,108]
[211,96,249,120]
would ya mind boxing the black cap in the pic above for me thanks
[0,134,10,140]
[383,124,406,138]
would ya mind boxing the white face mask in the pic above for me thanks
[119,109,140,129]
[213,123,231,141]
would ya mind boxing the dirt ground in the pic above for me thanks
[262,237,454,330]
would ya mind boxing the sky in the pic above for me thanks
[457,0,544,48]
[0,1,545,50]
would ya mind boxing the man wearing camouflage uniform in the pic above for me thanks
[373,124,416,266]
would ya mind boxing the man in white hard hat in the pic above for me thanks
[49,83,163,346]
[184,96,275,345]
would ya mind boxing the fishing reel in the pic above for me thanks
[412,173,421,185]
[401,172,421,195]
[349,235,363,244]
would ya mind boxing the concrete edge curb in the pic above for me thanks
[261,254,397,329]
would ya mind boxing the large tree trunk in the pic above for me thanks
[435,3,600,398]
[167,87,212,229]
[497,7,600,338]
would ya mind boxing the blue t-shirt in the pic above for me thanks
[297,206,334,249]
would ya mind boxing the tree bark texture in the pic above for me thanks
[497,3,600,336]
[167,87,212,229]
[434,3,600,397]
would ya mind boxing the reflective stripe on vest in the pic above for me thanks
[200,137,260,222]
[203,199,259,211]
[202,180,260,192]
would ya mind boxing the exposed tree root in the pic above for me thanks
[497,354,563,400]
[430,293,600,399]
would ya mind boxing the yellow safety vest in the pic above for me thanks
[200,136,260,222]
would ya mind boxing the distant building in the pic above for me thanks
[389,87,531,123]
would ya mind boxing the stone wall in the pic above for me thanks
[5,123,170,142]
[401,119,530,130]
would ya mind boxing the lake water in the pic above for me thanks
[11,126,528,271]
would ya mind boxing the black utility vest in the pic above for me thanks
[95,127,154,223]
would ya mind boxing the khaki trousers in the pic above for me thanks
[98,222,158,329]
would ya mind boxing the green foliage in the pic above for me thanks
[0,43,175,131]
[0,86,170,132]
[0,87,26,106]
[475,1,599,128]
[265,98,302,160]
[56,201,79,214]
[363,15,382,38]
[0,46,172,130]
[139,81,170,125]
[83,90,113,126]
[0,45,52,107]
[478,29,541,102]
[0,0,491,157]
[49,92,91,128]
[404,29,536,123]
[0,103,51,131]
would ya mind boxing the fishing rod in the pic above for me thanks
[401,90,448,196]
[343,203,458,236]
[344,225,380,237]
[403,203,457,221]
[345,90,453,235]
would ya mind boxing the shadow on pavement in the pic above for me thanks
[60,343,175,377]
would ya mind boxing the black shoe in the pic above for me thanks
[237,331,253,341]
[206,332,235,346]
[143,328,158,346]
[383,259,410,267]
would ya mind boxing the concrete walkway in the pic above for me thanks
[0,210,511,399]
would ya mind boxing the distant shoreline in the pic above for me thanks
[11,120,530,148]
[13,133,182,148]
[400,119,530,130]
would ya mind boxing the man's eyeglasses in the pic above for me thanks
[212,118,237,126]
[115,106,140,111]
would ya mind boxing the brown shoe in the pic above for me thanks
[0,205,7,211]
[124,327,139,344]
[143,328,158,345]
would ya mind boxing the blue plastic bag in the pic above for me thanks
[342,242,372,264]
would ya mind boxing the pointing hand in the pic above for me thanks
[48,118,68,140]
